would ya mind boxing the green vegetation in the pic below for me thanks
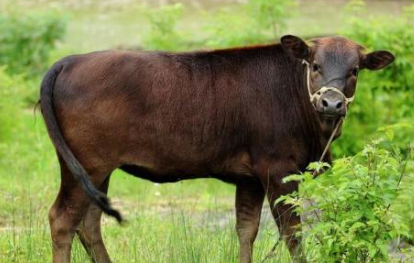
[279,137,413,262]
[0,0,413,262]
[142,3,185,51]
[142,0,297,50]
[0,8,66,76]
[334,0,414,157]
[203,0,297,48]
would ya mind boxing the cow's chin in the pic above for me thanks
[319,114,343,139]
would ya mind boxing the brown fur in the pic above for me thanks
[40,35,394,263]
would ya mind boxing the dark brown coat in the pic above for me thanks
[40,35,394,263]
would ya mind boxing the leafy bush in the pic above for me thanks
[0,9,67,76]
[205,0,297,48]
[278,137,413,262]
[141,3,185,51]
[141,0,296,50]
[203,9,268,48]
[246,0,297,37]
[394,165,414,248]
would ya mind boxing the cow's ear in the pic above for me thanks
[281,35,310,61]
[363,50,395,70]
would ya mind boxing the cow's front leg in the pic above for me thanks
[235,178,265,263]
[271,188,304,262]
[257,159,305,262]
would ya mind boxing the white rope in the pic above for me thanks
[302,60,355,106]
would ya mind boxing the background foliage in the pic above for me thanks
[0,0,413,262]
[141,3,185,51]
[0,9,66,77]
[335,0,414,157]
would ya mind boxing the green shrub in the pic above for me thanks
[0,9,67,76]
[278,137,412,262]
[246,0,297,37]
[205,0,297,48]
[203,9,268,48]
[141,0,296,50]
[394,164,414,247]
[141,3,185,51]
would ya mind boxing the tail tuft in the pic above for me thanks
[96,193,123,223]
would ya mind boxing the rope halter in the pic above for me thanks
[302,60,355,106]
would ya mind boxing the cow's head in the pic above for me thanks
[281,35,394,136]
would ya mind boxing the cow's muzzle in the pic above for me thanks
[315,89,347,118]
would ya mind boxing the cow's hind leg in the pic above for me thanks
[235,179,265,263]
[76,176,112,263]
[49,158,110,263]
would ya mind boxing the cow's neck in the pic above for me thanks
[318,115,343,139]
[317,117,344,164]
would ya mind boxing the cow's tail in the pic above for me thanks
[40,62,123,223]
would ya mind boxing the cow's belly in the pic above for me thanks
[119,164,253,185]
[119,164,213,183]
[119,150,254,184]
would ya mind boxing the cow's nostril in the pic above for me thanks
[336,101,343,109]
[322,99,329,108]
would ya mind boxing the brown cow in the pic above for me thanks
[40,35,394,263]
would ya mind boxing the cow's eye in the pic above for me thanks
[351,67,359,77]
[312,63,320,72]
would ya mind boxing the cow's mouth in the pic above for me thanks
[318,112,344,138]
[317,110,345,121]
[322,113,343,120]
